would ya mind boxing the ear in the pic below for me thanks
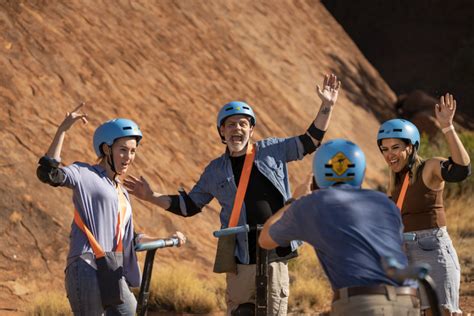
[102,144,111,155]
[249,125,255,138]
[407,144,413,155]
[219,125,225,138]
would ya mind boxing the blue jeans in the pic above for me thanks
[405,227,461,313]
[65,258,137,316]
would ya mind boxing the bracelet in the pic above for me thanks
[441,125,454,134]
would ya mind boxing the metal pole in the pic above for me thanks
[136,249,157,316]
[255,226,268,316]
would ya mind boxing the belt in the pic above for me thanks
[333,285,417,301]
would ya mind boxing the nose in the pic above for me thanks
[124,151,133,161]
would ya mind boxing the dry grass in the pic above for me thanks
[147,264,226,313]
[288,244,332,313]
[28,291,71,316]
[445,195,474,283]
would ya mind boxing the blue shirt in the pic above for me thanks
[186,137,305,264]
[61,163,141,287]
[269,184,407,290]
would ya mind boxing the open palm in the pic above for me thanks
[316,74,341,106]
[435,93,456,128]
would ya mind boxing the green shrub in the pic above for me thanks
[418,130,474,198]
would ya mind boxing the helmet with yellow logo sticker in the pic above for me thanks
[313,138,366,189]
[93,118,143,157]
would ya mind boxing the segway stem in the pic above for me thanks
[135,237,180,316]
[213,224,268,316]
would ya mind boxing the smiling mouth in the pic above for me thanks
[230,134,243,143]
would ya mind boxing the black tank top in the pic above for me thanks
[230,155,296,264]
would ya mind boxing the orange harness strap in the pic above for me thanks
[396,173,410,211]
[228,144,256,228]
[74,186,127,258]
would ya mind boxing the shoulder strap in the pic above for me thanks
[228,144,256,227]
[396,173,410,211]
[74,185,128,258]
[74,209,106,258]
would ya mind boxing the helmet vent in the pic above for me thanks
[123,126,132,130]
[324,164,332,168]
[378,130,384,133]
[325,173,333,176]
[348,164,355,168]
[225,107,234,112]
[347,173,355,176]
[393,128,402,132]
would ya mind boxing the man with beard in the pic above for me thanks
[124,74,341,315]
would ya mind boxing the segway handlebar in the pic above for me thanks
[135,237,180,252]
[382,256,430,282]
[213,224,250,238]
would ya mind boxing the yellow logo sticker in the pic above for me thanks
[328,152,352,176]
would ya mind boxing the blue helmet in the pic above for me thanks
[313,138,366,189]
[216,101,256,129]
[93,118,142,157]
[377,119,420,150]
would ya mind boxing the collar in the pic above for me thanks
[93,164,121,184]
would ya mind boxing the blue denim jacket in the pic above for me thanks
[188,137,305,264]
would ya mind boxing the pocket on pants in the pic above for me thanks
[417,235,440,251]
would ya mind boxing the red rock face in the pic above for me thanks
[0,1,396,311]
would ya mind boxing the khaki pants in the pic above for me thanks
[226,261,289,316]
[331,287,420,316]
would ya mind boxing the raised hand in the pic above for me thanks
[123,175,154,201]
[59,102,88,132]
[435,93,456,128]
[316,74,341,107]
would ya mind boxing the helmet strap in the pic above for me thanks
[406,148,417,178]
[103,145,118,179]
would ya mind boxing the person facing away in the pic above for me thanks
[123,74,341,315]
[36,103,185,316]
[377,93,471,316]
[259,138,421,316]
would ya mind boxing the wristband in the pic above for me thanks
[441,125,454,134]
[307,123,326,141]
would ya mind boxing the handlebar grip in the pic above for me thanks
[403,232,416,241]
[213,225,250,238]
[135,237,180,252]
[382,257,430,282]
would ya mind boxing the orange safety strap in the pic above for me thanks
[396,173,410,211]
[74,185,128,258]
[228,143,256,228]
